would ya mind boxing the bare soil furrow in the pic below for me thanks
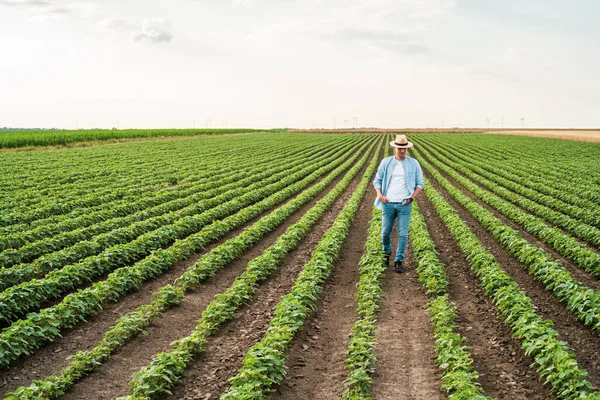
[59,165,356,400]
[159,161,369,400]
[0,164,352,398]
[421,151,600,289]
[370,243,444,400]
[0,241,217,396]
[269,184,374,400]
[422,167,600,392]
[416,182,555,400]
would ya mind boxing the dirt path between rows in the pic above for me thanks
[421,165,600,392]
[0,154,358,397]
[421,150,600,291]
[61,155,370,400]
[162,160,372,400]
[419,144,600,258]
[370,243,443,400]
[161,155,372,400]
[268,179,375,400]
[417,180,555,400]
[422,155,600,390]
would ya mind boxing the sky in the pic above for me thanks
[1,0,599,129]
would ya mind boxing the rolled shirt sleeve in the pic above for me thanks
[372,159,386,189]
[414,161,424,189]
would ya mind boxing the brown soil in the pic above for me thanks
[423,166,600,393]
[162,158,369,400]
[416,188,555,399]
[370,243,444,400]
[431,159,600,291]
[0,242,223,396]
[485,130,600,143]
[6,140,600,400]
[0,155,355,397]
[64,158,366,400]
[268,182,375,399]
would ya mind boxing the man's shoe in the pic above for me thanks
[384,253,391,266]
[394,261,404,274]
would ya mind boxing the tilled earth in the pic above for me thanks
[3,146,600,400]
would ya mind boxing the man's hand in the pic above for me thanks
[375,188,388,204]
[404,198,413,205]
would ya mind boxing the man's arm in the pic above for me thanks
[375,187,388,203]
[405,161,424,205]
[405,187,422,204]
[372,160,384,189]
[373,159,389,203]
[415,162,425,190]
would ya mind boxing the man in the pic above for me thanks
[372,134,424,273]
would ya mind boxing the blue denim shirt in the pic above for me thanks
[372,155,424,210]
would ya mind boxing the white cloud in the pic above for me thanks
[0,0,50,6]
[230,0,455,57]
[407,0,456,20]
[0,0,100,18]
[2,0,598,129]
[232,0,252,6]
[98,17,136,32]
[132,18,173,43]
[323,28,427,55]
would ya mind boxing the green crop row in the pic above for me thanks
[416,134,600,192]
[0,139,315,243]
[418,138,600,228]
[219,137,381,400]
[414,148,600,339]
[415,141,600,248]
[3,138,379,399]
[0,139,362,323]
[424,179,597,399]
[410,202,489,399]
[120,139,382,399]
[342,206,387,399]
[2,136,327,215]
[0,134,324,208]
[410,202,448,297]
[414,136,599,209]
[1,182,169,227]
[1,143,194,193]
[0,128,270,148]
[0,137,375,368]
[0,139,309,227]
[0,138,284,206]
[2,148,207,212]
[414,145,600,278]
[1,141,236,224]
[417,136,600,214]
[0,133,263,184]
[0,135,333,231]
[0,139,345,275]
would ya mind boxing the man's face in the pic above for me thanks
[396,147,407,160]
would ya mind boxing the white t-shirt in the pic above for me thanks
[386,160,411,202]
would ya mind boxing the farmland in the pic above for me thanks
[0,129,266,149]
[1,131,600,399]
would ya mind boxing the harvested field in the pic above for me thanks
[484,130,600,143]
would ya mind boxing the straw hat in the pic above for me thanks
[390,134,413,149]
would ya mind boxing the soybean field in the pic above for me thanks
[1,131,600,400]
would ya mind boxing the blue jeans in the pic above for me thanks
[381,202,413,262]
